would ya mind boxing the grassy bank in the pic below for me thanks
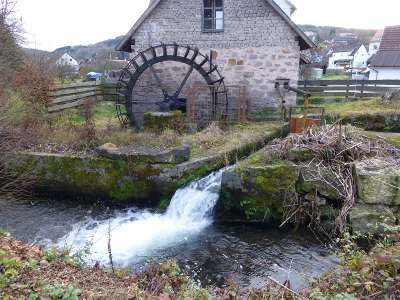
[324,99,399,117]
[6,98,282,159]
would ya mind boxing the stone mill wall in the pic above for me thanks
[128,0,301,113]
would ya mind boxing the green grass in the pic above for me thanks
[52,102,119,128]
[363,131,400,148]
[324,99,400,117]
[387,136,400,148]
[321,73,349,80]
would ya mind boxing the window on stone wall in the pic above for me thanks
[203,0,224,32]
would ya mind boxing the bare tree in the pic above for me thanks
[0,0,23,86]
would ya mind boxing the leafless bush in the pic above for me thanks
[0,125,34,198]
[195,122,225,150]
[78,100,98,151]
[12,55,54,105]
[0,0,23,86]
[382,89,400,105]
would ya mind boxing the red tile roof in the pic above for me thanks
[379,26,400,51]
[370,26,400,67]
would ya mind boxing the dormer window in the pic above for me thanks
[203,0,224,32]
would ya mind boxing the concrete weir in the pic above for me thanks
[9,126,285,205]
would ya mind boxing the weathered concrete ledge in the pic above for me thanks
[8,126,286,206]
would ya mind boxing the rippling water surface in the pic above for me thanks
[0,171,337,289]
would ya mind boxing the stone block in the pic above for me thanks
[144,111,184,132]
[355,159,400,206]
[228,58,237,66]
[96,144,191,164]
[218,158,299,222]
[349,204,397,235]
[287,147,314,162]
[296,167,341,201]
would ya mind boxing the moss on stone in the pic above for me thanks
[144,111,184,132]
[218,159,298,222]
[10,153,163,204]
[158,197,171,210]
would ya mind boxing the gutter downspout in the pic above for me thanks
[370,67,379,81]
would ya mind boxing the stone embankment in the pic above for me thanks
[218,132,400,234]
[8,126,285,205]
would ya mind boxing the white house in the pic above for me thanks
[56,53,80,72]
[351,44,369,68]
[369,26,400,80]
[327,46,354,70]
[273,0,296,16]
[368,30,383,56]
[328,44,369,71]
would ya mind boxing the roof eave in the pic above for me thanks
[264,0,314,50]
[116,0,162,52]
[116,0,315,52]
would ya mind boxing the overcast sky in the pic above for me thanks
[16,0,400,51]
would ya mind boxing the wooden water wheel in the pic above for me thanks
[115,44,228,128]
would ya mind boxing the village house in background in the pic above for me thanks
[55,53,80,73]
[369,29,383,56]
[116,0,314,112]
[327,44,369,71]
[369,25,400,80]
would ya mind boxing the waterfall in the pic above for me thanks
[58,169,225,266]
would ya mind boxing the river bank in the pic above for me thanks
[2,228,400,299]
[5,122,285,205]
[218,125,400,237]
[0,169,337,296]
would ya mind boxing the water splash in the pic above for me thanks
[58,169,225,266]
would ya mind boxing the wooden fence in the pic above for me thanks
[297,80,400,98]
[48,79,400,113]
[47,81,117,112]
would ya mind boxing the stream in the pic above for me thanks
[0,170,338,289]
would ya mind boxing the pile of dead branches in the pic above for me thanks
[269,123,399,237]
[382,88,400,105]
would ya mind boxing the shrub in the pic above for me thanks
[12,55,54,105]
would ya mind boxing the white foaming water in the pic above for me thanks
[58,169,224,266]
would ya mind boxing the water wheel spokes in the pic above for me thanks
[115,44,228,128]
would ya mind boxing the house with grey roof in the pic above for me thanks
[327,44,369,72]
[369,29,383,56]
[369,26,400,80]
[116,0,313,112]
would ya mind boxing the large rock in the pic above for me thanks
[218,156,299,222]
[355,159,400,206]
[10,152,164,203]
[287,147,315,162]
[296,167,341,201]
[349,204,397,235]
[96,144,191,164]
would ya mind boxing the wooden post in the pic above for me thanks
[345,82,350,101]
[187,86,196,123]
[238,86,247,123]
[360,80,365,99]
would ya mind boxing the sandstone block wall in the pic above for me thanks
[128,0,301,112]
